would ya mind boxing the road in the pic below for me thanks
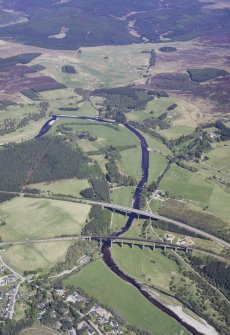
[0,235,209,252]
[0,190,229,249]
[0,255,24,281]
[81,199,230,249]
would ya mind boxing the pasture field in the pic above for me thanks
[126,97,176,123]
[112,245,180,292]
[53,120,139,148]
[33,44,151,89]
[138,130,171,156]
[206,140,230,173]
[158,125,194,140]
[92,154,107,173]
[149,198,162,213]
[110,212,127,232]
[110,186,134,207]
[0,197,91,241]
[64,259,188,335]
[118,147,142,181]
[160,164,214,205]
[159,163,230,224]
[3,241,72,274]
[207,185,230,222]
[0,119,46,145]
[0,103,39,123]
[28,178,89,197]
[122,218,144,239]
[148,151,168,185]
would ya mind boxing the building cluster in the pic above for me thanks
[0,265,19,319]
[35,287,125,335]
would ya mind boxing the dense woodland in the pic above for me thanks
[187,68,229,82]
[159,200,230,242]
[0,53,41,69]
[1,0,229,49]
[0,137,101,192]
[92,87,155,123]
[103,146,136,186]
[80,177,110,202]
[187,255,230,299]
[82,205,111,236]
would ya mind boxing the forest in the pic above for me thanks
[0,53,41,69]
[0,137,101,192]
[82,205,111,236]
[187,68,229,82]
[187,255,230,299]
[93,87,155,122]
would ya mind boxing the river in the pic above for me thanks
[36,114,204,335]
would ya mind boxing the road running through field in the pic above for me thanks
[33,114,218,334]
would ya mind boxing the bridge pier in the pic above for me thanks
[174,247,178,252]
[131,243,134,249]
[153,243,155,251]
[164,245,167,251]
[110,239,113,248]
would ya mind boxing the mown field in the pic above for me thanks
[28,178,89,197]
[52,120,139,149]
[64,259,189,335]
[3,241,72,274]
[112,245,180,292]
[206,140,230,173]
[118,147,142,181]
[159,163,230,224]
[0,197,91,241]
[110,186,134,207]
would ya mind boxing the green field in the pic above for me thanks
[111,186,134,207]
[28,178,89,197]
[110,212,127,232]
[158,125,194,140]
[52,120,139,149]
[34,44,151,89]
[64,259,189,335]
[118,147,142,180]
[148,152,168,185]
[3,241,72,274]
[112,246,180,291]
[0,197,91,241]
[159,163,230,224]
[160,164,214,205]
[139,130,172,156]
[126,97,176,123]
[149,198,162,212]
[206,140,230,173]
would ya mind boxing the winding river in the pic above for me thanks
[36,114,204,335]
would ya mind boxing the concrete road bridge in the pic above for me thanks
[0,235,192,252]
[80,199,230,249]
[0,191,229,249]
[84,236,193,252]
